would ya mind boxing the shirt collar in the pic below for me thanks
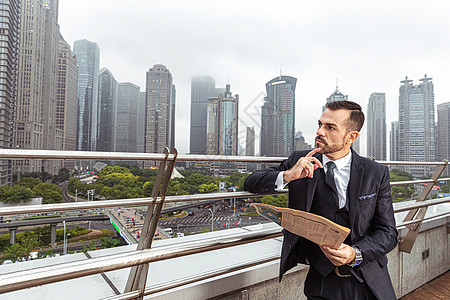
[323,150,352,171]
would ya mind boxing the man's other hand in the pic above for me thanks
[319,244,356,266]
[283,148,323,182]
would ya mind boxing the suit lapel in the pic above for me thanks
[306,153,322,212]
[348,149,364,232]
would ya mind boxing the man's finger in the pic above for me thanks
[305,148,321,157]
[310,157,323,168]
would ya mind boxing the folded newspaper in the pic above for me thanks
[250,203,350,249]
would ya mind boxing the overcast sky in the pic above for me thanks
[58,0,450,157]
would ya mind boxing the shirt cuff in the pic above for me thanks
[275,171,288,191]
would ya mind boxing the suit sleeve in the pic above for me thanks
[354,166,398,262]
[244,152,300,193]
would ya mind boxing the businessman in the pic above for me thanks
[244,101,398,299]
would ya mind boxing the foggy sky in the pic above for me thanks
[58,0,450,157]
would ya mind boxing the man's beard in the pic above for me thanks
[315,136,346,154]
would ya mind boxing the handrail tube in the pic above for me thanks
[0,149,448,165]
[101,255,280,300]
[393,197,450,213]
[1,188,448,217]
[0,227,283,294]
[397,212,450,228]
[0,191,288,216]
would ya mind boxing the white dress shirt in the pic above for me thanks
[275,151,352,209]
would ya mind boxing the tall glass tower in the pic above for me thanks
[145,64,175,154]
[116,82,140,153]
[97,68,117,152]
[437,102,450,176]
[190,75,216,155]
[260,76,296,157]
[206,84,239,156]
[73,39,100,151]
[398,75,436,176]
[367,93,386,160]
[0,0,20,184]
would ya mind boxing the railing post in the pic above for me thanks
[399,159,448,253]
[124,148,178,297]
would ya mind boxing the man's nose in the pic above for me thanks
[316,125,325,136]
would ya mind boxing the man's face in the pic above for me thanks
[315,109,351,155]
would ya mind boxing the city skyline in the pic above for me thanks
[58,1,450,156]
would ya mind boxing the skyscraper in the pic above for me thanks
[398,75,436,176]
[390,121,399,161]
[97,68,117,152]
[145,64,175,154]
[73,39,100,151]
[437,102,450,176]
[367,93,386,160]
[15,0,60,174]
[323,85,360,153]
[323,85,348,112]
[116,82,140,153]
[260,76,296,157]
[246,127,255,156]
[0,0,20,184]
[136,92,146,153]
[294,131,312,151]
[206,84,239,156]
[57,35,78,170]
[190,76,217,155]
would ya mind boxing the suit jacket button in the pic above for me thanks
[288,245,292,250]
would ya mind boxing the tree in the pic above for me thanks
[16,177,42,189]
[2,234,39,262]
[0,185,34,203]
[260,195,288,208]
[33,183,63,204]
[198,182,219,193]
[101,237,120,248]
[54,168,70,183]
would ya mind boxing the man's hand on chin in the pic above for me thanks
[319,244,356,266]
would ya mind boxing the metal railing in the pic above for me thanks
[0,149,449,298]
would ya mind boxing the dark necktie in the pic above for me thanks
[325,161,338,205]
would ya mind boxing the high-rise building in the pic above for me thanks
[260,76,296,157]
[323,86,360,154]
[323,85,348,112]
[57,35,78,170]
[15,0,60,174]
[0,0,20,184]
[207,84,239,156]
[367,93,386,160]
[190,76,217,155]
[73,39,100,151]
[96,68,117,152]
[390,121,399,161]
[437,102,450,176]
[246,127,255,156]
[294,131,313,151]
[137,91,146,153]
[116,82,140,153]
[145,64,175,154]
[398,75,436,176]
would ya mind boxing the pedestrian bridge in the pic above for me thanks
[0,149,448,299]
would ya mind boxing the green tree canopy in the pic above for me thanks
[260,195,288,208]
[0,185,34,203]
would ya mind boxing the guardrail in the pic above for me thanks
[0,149,448,298]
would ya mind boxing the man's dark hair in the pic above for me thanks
[325,100,365,132]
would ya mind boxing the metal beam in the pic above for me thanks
[399,159,449,253]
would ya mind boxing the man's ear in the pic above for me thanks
[346,131,359,145]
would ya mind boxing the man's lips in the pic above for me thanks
[315,138,327,145]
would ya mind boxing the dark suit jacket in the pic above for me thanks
[244,149,398,300]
